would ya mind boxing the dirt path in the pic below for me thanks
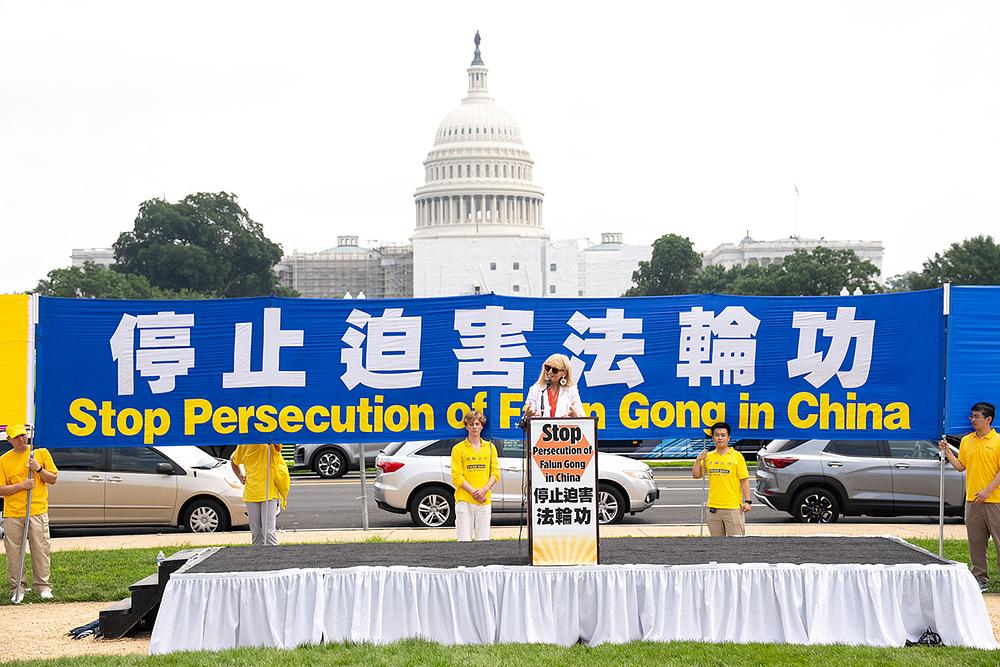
[0,601,147,662]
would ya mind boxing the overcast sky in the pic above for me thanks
[1,1,997,293]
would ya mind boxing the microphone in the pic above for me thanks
[545,378,552,387]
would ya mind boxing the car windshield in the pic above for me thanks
[157,446,224,470]
[383,442,408,456]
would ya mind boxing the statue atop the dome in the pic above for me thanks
[471,30,484,66]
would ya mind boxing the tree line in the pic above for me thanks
[625,233,1000,297]
[32,190,1000,299]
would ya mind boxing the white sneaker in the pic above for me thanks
[39,589,53,600]
[10,590,24,604]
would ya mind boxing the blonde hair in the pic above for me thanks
[463,410,486,427]
[535,353,575,387]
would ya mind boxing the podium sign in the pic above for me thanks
[527,417,599,565]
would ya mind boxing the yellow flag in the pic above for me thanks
[0,294,32,428]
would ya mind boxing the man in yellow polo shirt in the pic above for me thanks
[451,411,499,542]
[230,444,290,546]
[0,424,58,603]
[941,401,1000,592]
[693,421,751,536]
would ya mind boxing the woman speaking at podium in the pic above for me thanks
[522,353,584,419]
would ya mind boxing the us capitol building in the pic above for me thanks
[275,34,653,299]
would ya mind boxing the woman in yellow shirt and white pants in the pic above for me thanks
[451,411,500,542]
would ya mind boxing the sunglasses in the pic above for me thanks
[544,364,564,373]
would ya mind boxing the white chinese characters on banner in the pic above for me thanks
[676,306,761,387]
[563,309,645,388]
[341,308,423,389]
[222,308,305,388]
[788,307,875,388]
[454,306,533,389]
[110,311,195,396]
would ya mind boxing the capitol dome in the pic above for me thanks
[413,32,545,240]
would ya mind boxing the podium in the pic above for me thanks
[525,417,600,565]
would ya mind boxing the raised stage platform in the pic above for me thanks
[149,536,996,653]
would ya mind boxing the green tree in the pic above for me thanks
[625,234,703,296]
[884,271,921,293]
[114,192,286,298]
[34,262,205,299]
[688,247,882,296]
[908,235,1000,289]
[764,247,883,296]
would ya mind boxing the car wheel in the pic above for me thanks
[792,487,840,523]
[314,448,349,479]
[598,483,627,524]
[182,498,230,533]
[410,487,455,528]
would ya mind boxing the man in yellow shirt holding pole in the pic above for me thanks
[692,421,751,536]
[0,424,58,603]
[940,401,1000,592]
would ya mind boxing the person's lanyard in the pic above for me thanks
[546,386,559,417]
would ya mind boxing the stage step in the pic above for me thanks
[98,548,206,639]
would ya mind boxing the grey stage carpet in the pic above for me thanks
[187,536,945,574]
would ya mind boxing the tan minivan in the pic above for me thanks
[43,445,249,532]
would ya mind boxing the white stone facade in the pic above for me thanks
[580,233,653,298]
[71,247,115,269]
[703,235,884,274]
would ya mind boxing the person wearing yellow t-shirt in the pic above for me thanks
[230,444,290,546]
[940,401,1000,592]
[692,421,751,537]
[451,411,500,542]
[0,424,59,603]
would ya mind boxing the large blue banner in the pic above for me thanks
[34,290,945,447]
[945,286,1000,434]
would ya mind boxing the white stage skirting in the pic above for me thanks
[149,561,996,653]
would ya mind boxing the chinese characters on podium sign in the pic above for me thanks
[528,418,599,565]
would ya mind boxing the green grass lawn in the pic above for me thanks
[7,638,1000,666]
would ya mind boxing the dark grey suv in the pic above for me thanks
[754,439,965,523]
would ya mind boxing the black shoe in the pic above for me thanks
[978,580,989,593]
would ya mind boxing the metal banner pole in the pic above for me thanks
[14,450,35,603]
[939,283,950,559]
[359,444,370,530]
[939,446,946,558]
[699,439,707,537]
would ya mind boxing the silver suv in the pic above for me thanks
[294,443,383,478]
[373,437,659,527]
[754,439,965,523]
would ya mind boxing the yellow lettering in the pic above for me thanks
[213,406,237,435]
[185,399,213,435]
[256,405,277,433]
[620,392,648,429]
[67,398,97,436]
[500,393,521,430]
[384,405,408,432]
[884,402,910,430]
[279,405,304,433]
[306,405,329,433]
[788,392,818,429]
[144,408,170,444]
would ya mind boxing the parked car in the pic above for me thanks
[373,437,660,527]
[754,438,965,523]
[294,443,383,479]
[45,446,249,533]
